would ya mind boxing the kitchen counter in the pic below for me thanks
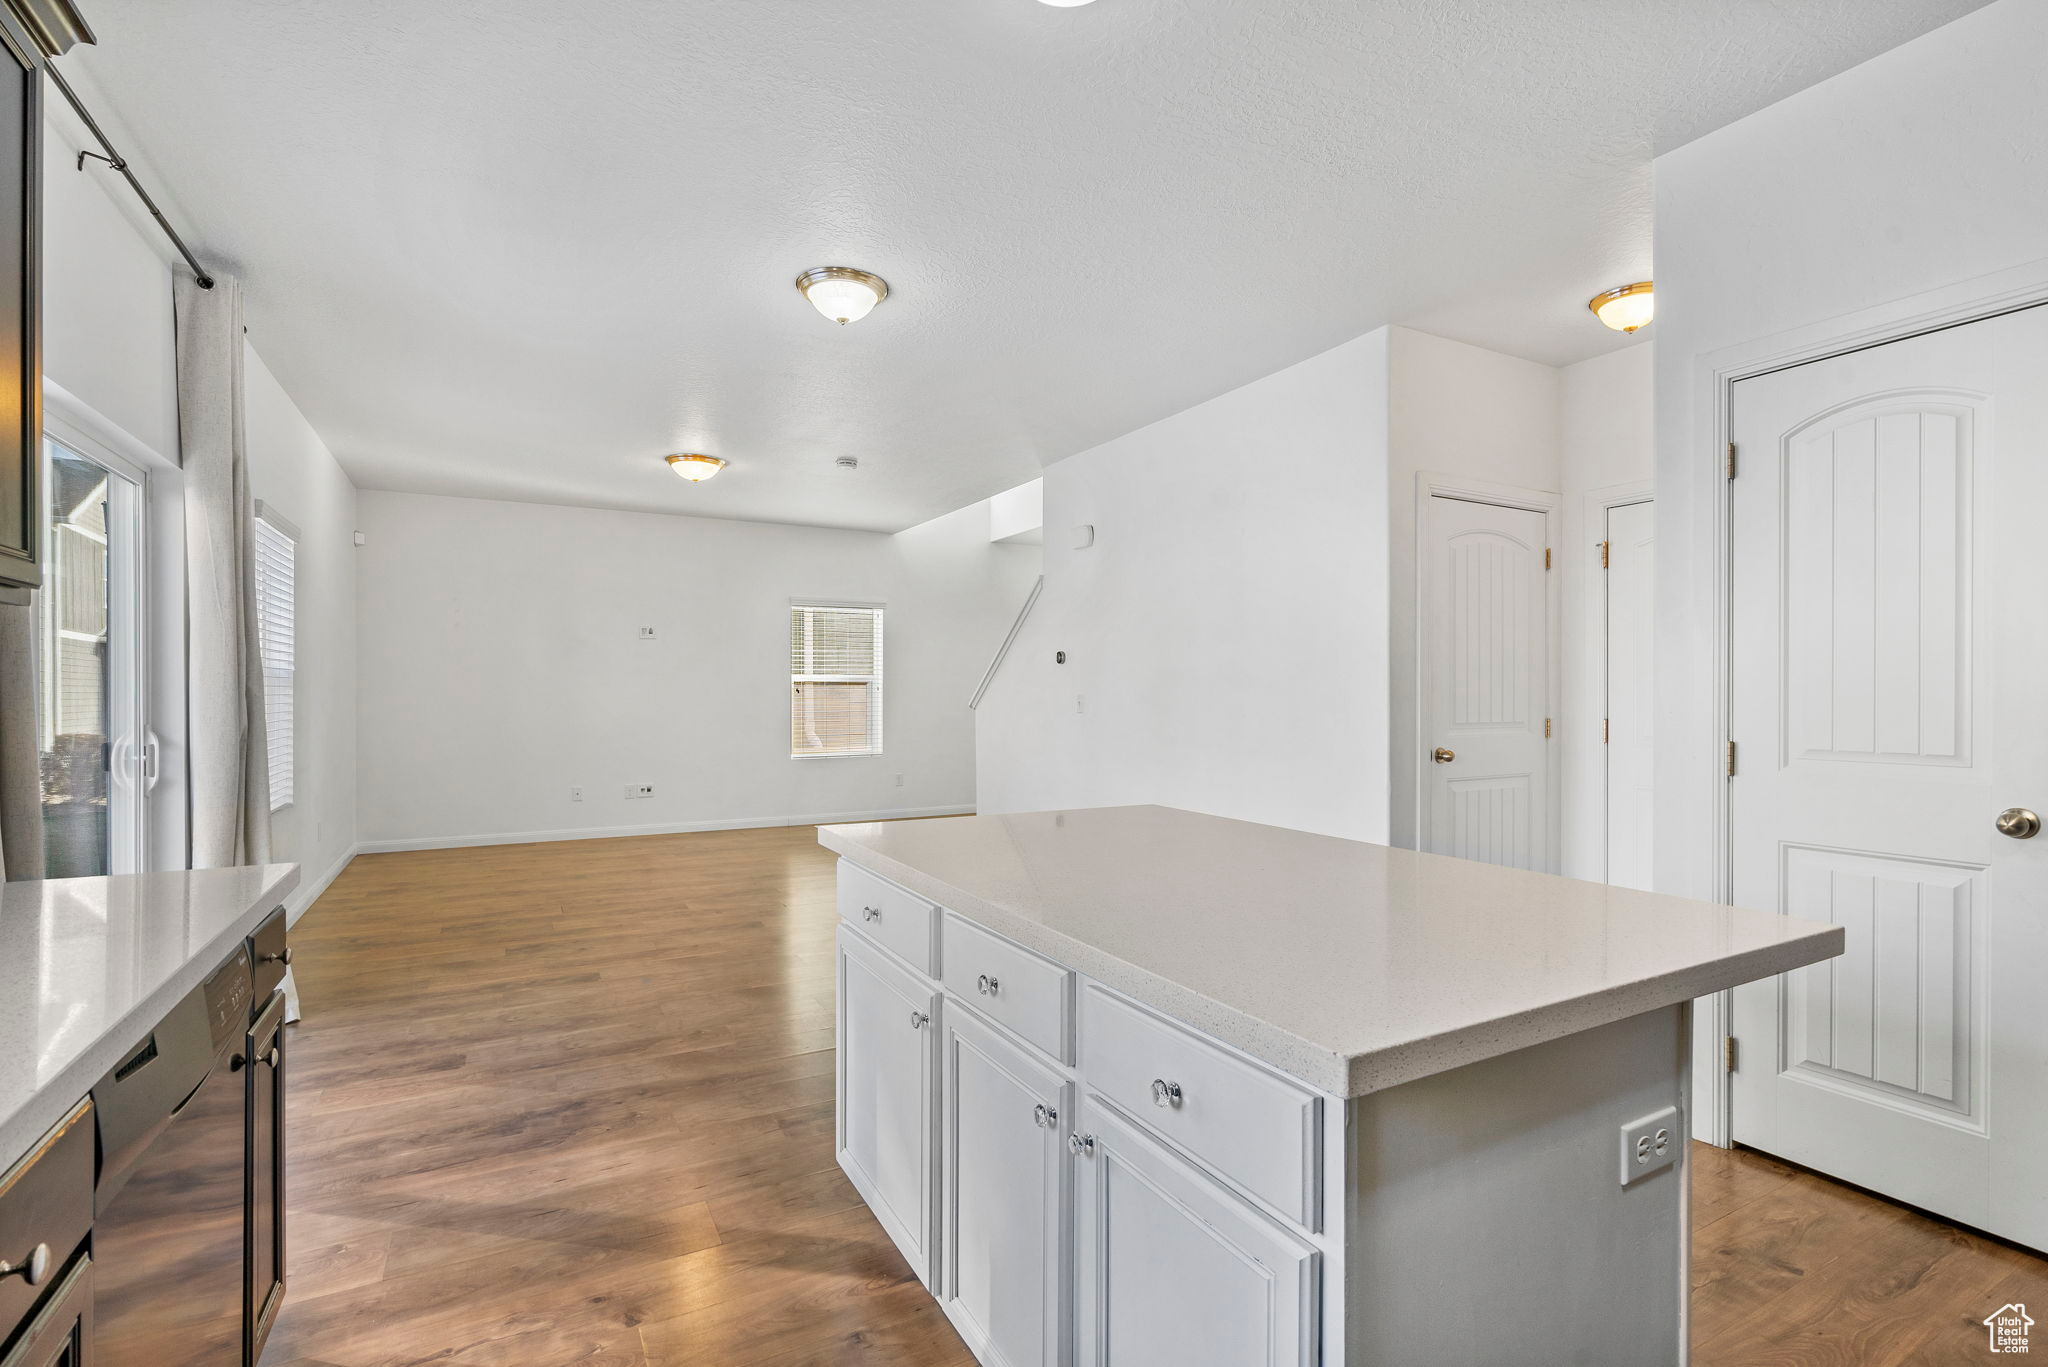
[819,804,1840,1097]
[0,864,298,1168]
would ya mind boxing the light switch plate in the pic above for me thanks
[1619,1106,1681,1186]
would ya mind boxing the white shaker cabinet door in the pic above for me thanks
[837,926,938,1285]
[941,1006,1072,1367]
[1073,1098,1318,1367]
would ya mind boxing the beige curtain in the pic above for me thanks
[175,269,271,867]
[0,599,41,880]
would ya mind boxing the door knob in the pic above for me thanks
[1997,808,2041,839]
[1432,747,1456,764]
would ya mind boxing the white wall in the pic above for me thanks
[1653,0,2048,907]
[354,491,1038,849]
[244,350,358,907]
[1385,326,1560,852]
[42,108,359,912]
[976,330,1391,844]
[1559,342,1653,880]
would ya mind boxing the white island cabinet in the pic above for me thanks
[825,806,1841,1367]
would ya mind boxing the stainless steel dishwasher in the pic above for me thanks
[88,943,286,1367]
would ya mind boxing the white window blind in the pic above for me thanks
[253,514,296,810]
[790,603,883,757]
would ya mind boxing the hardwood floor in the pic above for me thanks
[270,825,2046,1366]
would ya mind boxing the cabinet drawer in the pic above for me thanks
[838,860,937,976]
[940,913,1072,1064]
[1079,985,1322,1229]
[0,1099,93,1344]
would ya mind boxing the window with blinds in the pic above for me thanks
[790,603,883,757]
[254,512,296,809]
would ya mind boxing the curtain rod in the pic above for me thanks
[44,62,214,288]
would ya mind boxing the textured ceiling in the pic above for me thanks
[62,0,1986,531]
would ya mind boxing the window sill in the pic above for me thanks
[790,751,883,760]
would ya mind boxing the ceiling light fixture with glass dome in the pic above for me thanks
[795,267,889,325]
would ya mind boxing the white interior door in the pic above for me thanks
[1420,494,1554,870]
[1729,304,2048,1251]
[1604,500,1655,891]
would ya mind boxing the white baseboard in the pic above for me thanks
[284,840,362,927]
[354,805,976,856]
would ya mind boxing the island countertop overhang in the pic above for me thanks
[0,863,300,1170]
[818,805,1842,1098]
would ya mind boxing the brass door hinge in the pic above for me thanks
[1728,442,1738,480]
[1602,718,1609,744]
[1726,1036,1739,1072]
[1727,740,1738,777]
[1599,540,1611,569]
[1544,546,1551,571]
[1544,718,1552,738]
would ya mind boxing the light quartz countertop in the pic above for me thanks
[818,806,1841,1098]
[0,864,299,1168]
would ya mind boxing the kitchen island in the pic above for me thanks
[820,805,1841,1367]
[0,864,298,1366]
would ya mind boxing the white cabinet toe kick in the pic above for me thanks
[824,832,1832,1367]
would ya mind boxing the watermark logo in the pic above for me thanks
[1985,1303,2034,1354]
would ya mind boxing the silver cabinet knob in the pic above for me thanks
[909,1010,929,1030]
[1150,1078,1184,1108]
[232,1047,282,1071]
[1068,1132,1095,1156]
[1033,1103,1058,1128]
[0,1243,49,1286]
[1432,747,1456,764]
[1997,808,2041,839]
[260,946,293,965]
[862,905,882,922]
[977,973,1001,997]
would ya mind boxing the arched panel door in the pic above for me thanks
[1729,304,2048,1253]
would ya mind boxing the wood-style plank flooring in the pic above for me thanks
[269,826,2046,1366]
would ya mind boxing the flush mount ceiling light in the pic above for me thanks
[666,453,727,482]
[1589,281,1654,333]
[796,267,888,325]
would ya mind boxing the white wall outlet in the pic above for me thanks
[638,626,656,639]
[1618,1106,1681,1186]
[570,786,583,802]
[625,783,655,800]
[894,773,905,787]
[352,530,366,547]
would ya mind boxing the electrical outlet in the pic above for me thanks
[638,626,656,640]
[894,773,905,787]
[570,787,583,802]
[1618,1106,1681,1186]
[1075,693,1085,714]
[625,783,655,800]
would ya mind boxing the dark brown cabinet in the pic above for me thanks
[0,1254,90,1367]
[243,992,285,1365]
[0,5,40,603]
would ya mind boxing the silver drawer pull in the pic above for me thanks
[0,1243,50,1286]
[260,946,293,965]
[977,973,1001,996]
[909,1010,929,1030]
[1033,1103,1058,1129]
[1150,1078,1184,1108]
[862,905,882,922]
[1068,1132,1095,1156]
